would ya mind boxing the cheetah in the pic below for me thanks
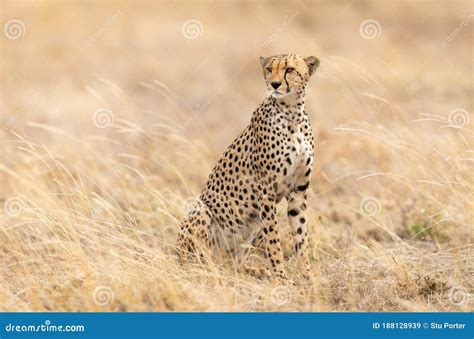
[177,54,320,281]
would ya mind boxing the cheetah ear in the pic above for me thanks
[304,56,320,76]
[259,56,270,68]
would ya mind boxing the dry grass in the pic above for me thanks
[0,0,472,312]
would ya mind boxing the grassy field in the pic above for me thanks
[0,0,472,311]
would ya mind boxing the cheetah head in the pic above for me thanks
[260,54,320,99]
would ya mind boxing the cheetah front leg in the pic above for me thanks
[237,229,271,279]
[287,189,312,280]
[259,194,289,282]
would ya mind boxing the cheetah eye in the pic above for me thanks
[266,67,272,73]
[287,67,295,73]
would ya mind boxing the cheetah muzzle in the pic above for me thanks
[177,54,320,282]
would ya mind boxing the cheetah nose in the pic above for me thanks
[271,81,281,89]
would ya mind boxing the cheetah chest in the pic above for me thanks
[277,131,312,200]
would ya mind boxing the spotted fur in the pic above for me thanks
[177,54,320,281]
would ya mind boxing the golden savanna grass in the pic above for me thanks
[0,0,472,311]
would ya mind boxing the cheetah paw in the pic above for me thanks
[241,265,271,279]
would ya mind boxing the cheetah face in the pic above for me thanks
[260,54,320,99]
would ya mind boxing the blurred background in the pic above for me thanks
[2,1,471,143]
[0,0,472,312]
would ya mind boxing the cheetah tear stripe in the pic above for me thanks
[177,54,319,282]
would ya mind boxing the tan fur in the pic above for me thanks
[177,54,320,282]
